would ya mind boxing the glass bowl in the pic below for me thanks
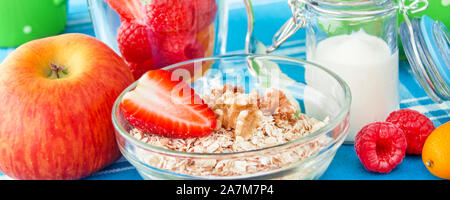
[112,54,351,180]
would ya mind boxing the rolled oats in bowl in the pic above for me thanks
[128,84,332,178]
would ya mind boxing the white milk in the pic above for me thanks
[306,30,399,142]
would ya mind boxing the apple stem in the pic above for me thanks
[50,63,65,79]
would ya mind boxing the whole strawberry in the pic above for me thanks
[106,0,145,22]
[117,21,153,63]
[386,109,435,155]
[355,122,407,173]
[145,0,194,35]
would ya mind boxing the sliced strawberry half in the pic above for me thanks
[106,0,145,22]
[120,70,216,138]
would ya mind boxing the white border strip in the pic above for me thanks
[407,102,450,114]
[400,96,431,104]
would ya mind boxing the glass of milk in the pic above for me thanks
[302,0,402,143]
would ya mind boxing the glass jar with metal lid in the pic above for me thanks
[257,0,448,142]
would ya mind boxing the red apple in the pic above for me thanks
[0,33,134,180]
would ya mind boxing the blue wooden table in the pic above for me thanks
[0,0,448,180]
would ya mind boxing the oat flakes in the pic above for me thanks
[129,85,332,178]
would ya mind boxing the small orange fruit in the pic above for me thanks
[422,121,450,180]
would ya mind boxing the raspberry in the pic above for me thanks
[186,0,218,32]
[117,21,153,63]
[145,0,194,35]
[355,122,407,173]
[386,109,435,155]
[153,34,205,68]
[184,38,206,60]
[126,58,155,80]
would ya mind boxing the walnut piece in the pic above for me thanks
[203,86,303,138]
[234,109,263,138]
[259,88,297,115]
[258,88,299,126]
[203,84,262,138]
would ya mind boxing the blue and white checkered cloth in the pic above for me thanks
[0,0,448,180]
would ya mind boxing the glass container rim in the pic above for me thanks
[300,0,399,17]
[111,54,352,158]
[306,0,392,6]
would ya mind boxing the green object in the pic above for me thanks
[0,0,68,47]
[400,0,450,31]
